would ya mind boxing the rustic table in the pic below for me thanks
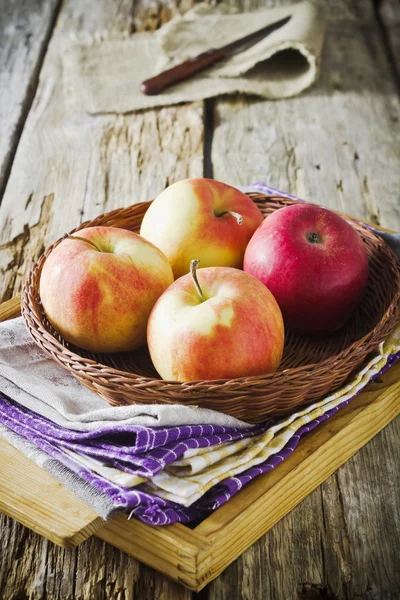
[0,0,399,598]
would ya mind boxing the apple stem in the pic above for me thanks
[190,259,204,302]
[65,233,99,251]
[229,211,243,224]
[223,211,244,225]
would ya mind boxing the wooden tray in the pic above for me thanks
[0,296,399,592]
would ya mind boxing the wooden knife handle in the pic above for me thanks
[140,48,225,96]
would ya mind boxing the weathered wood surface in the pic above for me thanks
[0,0,399,598]
[0,437,105,548]
[0,0,197,599]
[0,0,203,303]
[0,0,61,196]
[0,512,191,600]
[96,364,400,592]
[379,0,400,80]
[1,291,399,597]
[212,0,400,228]
[206,421,400,600]
[208,1,400,599]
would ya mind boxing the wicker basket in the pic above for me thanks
[22,194,400,423]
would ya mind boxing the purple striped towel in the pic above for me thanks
[1,346,399,525]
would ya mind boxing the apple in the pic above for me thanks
[243,204,369,334]
[140,178,264,279]
[147,260,284,381]
[40,226,174,353]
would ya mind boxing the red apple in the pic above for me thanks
[140,178,264,279]
[243,204,369,334]
[40,226,174,352]
[147,260,284,381]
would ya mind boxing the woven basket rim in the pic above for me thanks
[21,195,400,386]
[20,192,400,422]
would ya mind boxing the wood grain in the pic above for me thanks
[0,0,199,598]
[1,0,399,598]
[0,438,104,548]
[0,296,21,322]
[1,329,394,590]
[212,0,400,230]
[379,0,400,81]
[97,517,211,590]
[206,416,400,600]
[207,1,400,598]
[0,0,61,197]
[0,512,192,600]
[90,362,400,592]
[0,0,203,303]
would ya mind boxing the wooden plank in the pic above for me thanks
[0,294,106,548]
[0,0,61,197]
[0,0,204,303]
[207,1,400,597]
[0,285,205,581]
[0,437,104,548]
[205,418,400,600]
[0,304,105,550]
[1,1,399,599]
[1,363,398,592]
[90,362,400,592]
[1,283,400,591]
[97,517,211,590]
[211,1,400,230]
[0,511,191,600]
[0,296,21,322]
[197,375,400,593]
[380,0,400,79]
[0,511,75,600]
[0,0,199,598]
[72,537,192,600]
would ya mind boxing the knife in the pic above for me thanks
[140,15,292,96]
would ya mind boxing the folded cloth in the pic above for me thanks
[1,325,399,522]
[0,392,266,478]
[62,1,327,113]
[0,317,248,430]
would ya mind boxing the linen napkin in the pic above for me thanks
[62,1,327,113]
[0,316,248,430]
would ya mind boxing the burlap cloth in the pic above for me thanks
[63,1,327,113]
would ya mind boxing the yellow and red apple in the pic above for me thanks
[40,226,174,353]
[147,260,284,381]
[140,178,264,279]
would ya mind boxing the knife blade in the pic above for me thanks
[140,15,292,96]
